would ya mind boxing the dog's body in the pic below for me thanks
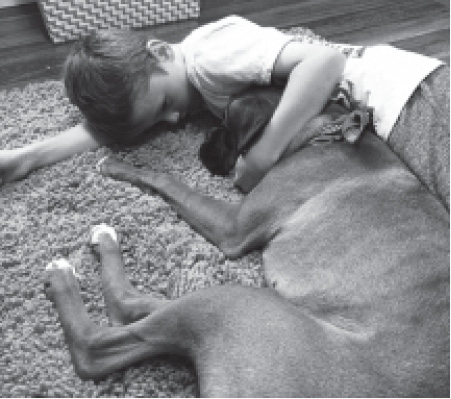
[46,121,449,396]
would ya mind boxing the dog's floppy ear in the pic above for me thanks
[198,86,283,176]
[199,127,239,176]
[226,87,282,155]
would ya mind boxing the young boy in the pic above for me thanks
[0,16,448,209]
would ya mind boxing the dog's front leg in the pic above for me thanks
[97,157,257,257]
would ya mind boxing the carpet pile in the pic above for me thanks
[0,81,264,397]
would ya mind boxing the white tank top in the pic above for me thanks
[343,45,443,140]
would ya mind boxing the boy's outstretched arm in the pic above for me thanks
[234,42,346,193]
[0,121,100,184]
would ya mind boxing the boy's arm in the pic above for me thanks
[234,41,346,193]
[0,120,100,183]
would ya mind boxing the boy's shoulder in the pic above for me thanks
[182,15,264,46]
[196,15,252,32]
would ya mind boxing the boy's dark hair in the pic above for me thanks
[63,29,159,145]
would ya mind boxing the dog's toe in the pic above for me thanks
[45,258,80,278]
[46,258,74,272]
[90,223,118,245]
[44,258,79,300]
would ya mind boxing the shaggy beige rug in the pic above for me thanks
[0,80,265,397]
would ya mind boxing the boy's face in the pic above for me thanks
[131,58,202,134]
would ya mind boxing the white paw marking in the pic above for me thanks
[90,223,118,245]
[46,258,80,278]
[96,156,109,173]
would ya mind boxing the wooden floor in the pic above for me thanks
[0,0,449,92]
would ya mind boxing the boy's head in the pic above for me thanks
[63,29,153,144]
[64,29,194,144]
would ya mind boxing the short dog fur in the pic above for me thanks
[45,96,449,397]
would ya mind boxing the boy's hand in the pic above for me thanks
[0,149,32,185]
[233,155,267,194]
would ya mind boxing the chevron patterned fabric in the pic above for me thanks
[37,0,200,43]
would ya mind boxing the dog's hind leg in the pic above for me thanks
[89,224,169,326]
[44,262,387,396]
[44,261,191,381]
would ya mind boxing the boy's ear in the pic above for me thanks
[146,39,174,63]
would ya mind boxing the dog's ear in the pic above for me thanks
[226,87,283,154]
[199,87,283,176]
[199,127,238,176]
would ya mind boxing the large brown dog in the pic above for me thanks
[45,108,449,397]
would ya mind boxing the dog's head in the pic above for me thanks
[199,87,283,176]
[199,126,238,176]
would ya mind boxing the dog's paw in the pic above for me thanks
[44,259,79,301]
[46,258,78,276]
[90,223,118,246]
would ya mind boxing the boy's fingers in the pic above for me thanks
[233,155,266,193]
[233,156,245,179]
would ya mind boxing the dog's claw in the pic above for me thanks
[90,223,118,245]
[46,258,80,278]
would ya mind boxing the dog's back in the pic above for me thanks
[93,119,449,397]
[175,131,449,397]
[255,132,449,396]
